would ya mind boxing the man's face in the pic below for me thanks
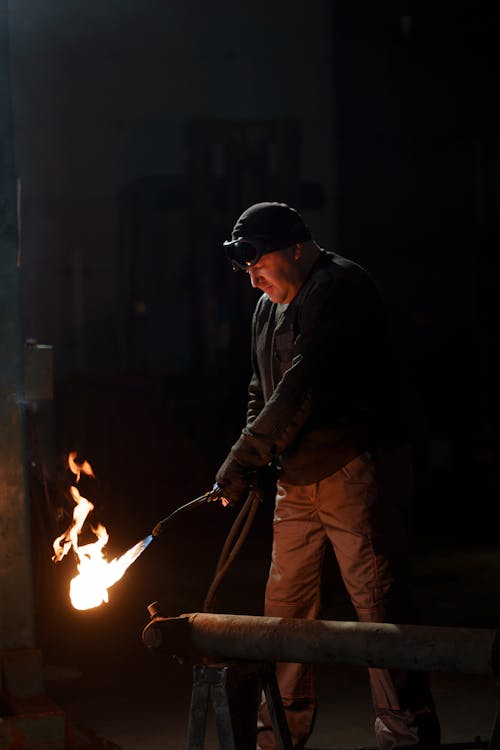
[246,246,302,304]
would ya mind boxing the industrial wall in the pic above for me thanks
[9,0,335,377]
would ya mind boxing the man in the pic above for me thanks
[212,202,440,750]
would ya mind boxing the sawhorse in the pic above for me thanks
[186,662,293,750]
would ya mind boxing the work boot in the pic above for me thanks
[375,707,441,750]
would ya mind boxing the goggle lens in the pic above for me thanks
[224,240,262,271]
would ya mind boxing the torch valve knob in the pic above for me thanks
[147,600,162,619]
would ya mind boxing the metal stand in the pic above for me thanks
[186,662,293,750]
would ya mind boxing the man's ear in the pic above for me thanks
[293,243,303,261]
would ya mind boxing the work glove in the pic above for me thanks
[213,452,255,508]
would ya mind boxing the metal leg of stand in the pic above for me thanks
[186,675,210,750]
[262,668,293,750]
[186,665,240,750]
[211,682,237,750]
[185,662,290,750]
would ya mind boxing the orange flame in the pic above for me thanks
[69,531,152,611]
[68,451,95,484]
[52,484,94,563]
[52,454,151,610]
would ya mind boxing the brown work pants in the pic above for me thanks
[257,451,440,750]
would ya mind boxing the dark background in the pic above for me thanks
[11,0,500,667]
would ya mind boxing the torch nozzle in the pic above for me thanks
[152,491,212,538]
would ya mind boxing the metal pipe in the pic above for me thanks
[143,612,500,676]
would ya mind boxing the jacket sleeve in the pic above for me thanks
[246,308,265,427]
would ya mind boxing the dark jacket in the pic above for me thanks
[217,249,403,496]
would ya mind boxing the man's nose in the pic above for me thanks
[248,267,259,287]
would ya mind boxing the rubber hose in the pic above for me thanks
[203,492,261,613]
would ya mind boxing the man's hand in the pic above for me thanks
[207,483,231,507]
[213,452,254,507]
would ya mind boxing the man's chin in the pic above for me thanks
[264,288,280,303]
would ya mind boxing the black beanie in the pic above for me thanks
[230,202,311,251]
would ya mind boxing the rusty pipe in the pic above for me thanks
[142,611,500,676]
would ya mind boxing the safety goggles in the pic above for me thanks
[223,237,289,272]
